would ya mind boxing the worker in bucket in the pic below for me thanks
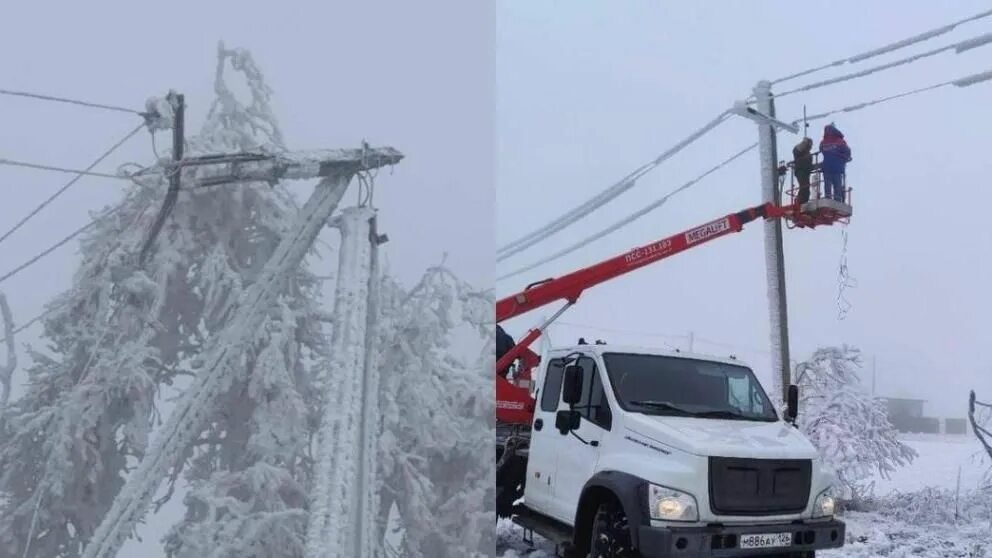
[819,123,852,202]
[792,137,814,204]
[496,324,516,377]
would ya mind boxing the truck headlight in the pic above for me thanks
[647,484,698,522]
[813,488,835,518]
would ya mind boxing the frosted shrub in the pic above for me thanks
[795,345,917,502]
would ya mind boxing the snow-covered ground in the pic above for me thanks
[497,434,991,557]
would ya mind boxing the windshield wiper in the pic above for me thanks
[692,409,747,420]
[629,401,774,421]
[628,400,696,416]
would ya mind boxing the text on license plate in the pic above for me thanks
[739,532,792,549]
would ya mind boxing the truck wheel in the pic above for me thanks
[586,500,635,558]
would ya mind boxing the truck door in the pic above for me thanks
[550,355,613,522]
[523,357,566,514]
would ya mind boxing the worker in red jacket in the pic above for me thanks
[819,123,852,202]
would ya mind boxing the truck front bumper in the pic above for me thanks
[636,518,845,557]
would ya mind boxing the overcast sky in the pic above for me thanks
[0,0,491,555]
[496,1,992,418]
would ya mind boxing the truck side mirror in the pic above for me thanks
[562,364,584,406]
[786,384,799,424]
[555,409,581,434]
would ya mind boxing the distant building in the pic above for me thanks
[878,396,967,435]
[881,397,925,419]
[879,397,939,434]
[944,418,968,435]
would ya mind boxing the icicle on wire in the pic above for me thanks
[797,67,992,129]
[775,30,992,98]
[771,8,992,84]
[498,142,756,281]
[837,227,857,320]
[497,110,731,261]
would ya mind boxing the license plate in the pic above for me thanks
[739,532,793,549]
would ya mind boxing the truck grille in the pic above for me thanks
[708,457,811,515]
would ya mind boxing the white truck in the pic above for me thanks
[495,200,853,556]
[496,343,845,557]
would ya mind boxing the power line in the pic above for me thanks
[772,7,992,84]
[496,110,731,262]
[800,67,992,125]
[0,122,146,246]
[501,66,992,282]
[499,142,757,281]
[0,307,52,345]
[0,88,145,116]
[776,31,992,98]
[495,13,992,267]
[0,195,156,345]
[0,206,121,287]
[0,158,134,181]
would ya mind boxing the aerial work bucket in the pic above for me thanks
[778,151,853,229]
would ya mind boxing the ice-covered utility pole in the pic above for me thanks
[358,214,386,557]
[752,81,793,402]
[305,206,385,558]
[80,146,402,558]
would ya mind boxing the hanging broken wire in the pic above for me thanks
[837,227,857,320]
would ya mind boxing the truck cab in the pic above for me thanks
[500,343,845,557]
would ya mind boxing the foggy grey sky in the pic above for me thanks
[0,1,491,555]
[495,1,992,418]
[1,0,492,363]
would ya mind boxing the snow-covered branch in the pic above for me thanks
[969,390,992,463]
[375,267,495,557]
[795,345,917,502]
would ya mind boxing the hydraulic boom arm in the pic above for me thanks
[496,202,790,374]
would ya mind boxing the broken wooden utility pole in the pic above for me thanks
[305,206,385,558]
[80,145,402,558]
[139,91,185,266]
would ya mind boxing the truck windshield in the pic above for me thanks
[602,353,778,422]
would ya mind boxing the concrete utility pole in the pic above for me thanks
[753,80,793,403]
[688,331,695,353]
[81,146,402,558]
[305,206,384,558]
[358,214,386,557]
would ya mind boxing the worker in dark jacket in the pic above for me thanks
[819,123,852,202]
[496,325,516,377]
[792,137,814,204]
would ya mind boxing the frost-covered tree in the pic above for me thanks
[374,266,495,558]
[794,345,917,502]
[0,292,15,412]
[0,43,326,558]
